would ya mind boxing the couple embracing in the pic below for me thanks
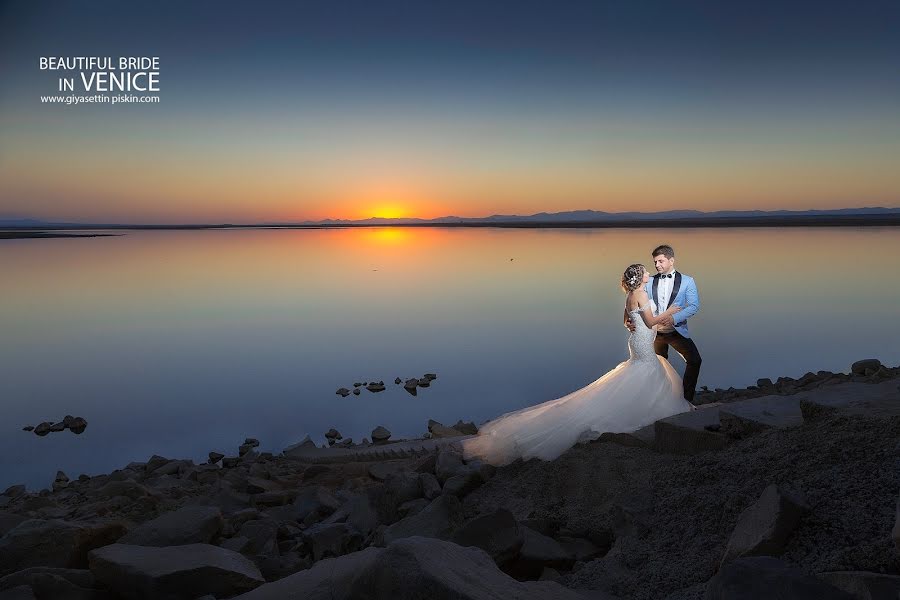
[464,244,702,466]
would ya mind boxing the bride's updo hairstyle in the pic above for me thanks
[621,264,645,293]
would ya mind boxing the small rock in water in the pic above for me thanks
[367,381,386,392]
[394,377,402,384]
[49,421,66,432]
[68,416,88,434]
[404,378,419,389]
[417,378,431,388]
[22,425,34,432]
[208,452,224,464]
[336,387,351,397]
[33,422,53,436]
[353,382,363,387]
[325,428,342,441]
[371,425,391,444]
[352,388,361,395]
[423,373,437,381]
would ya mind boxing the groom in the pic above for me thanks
[626,244,702,402]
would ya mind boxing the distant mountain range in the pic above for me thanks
[2,207,899,228]
[291,207,900,226]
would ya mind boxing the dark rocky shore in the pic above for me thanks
[1,360,898,599]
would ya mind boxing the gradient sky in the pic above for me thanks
[1,0,899,223]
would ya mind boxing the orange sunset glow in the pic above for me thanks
[1,2,898,225]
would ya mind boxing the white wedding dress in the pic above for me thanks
[462,302,693,466]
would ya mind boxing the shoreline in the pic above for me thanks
[0,231,119,240]
[1,359,898,599]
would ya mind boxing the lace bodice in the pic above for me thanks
[627,303,657,362]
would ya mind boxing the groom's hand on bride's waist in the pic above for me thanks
[624,317,636,333]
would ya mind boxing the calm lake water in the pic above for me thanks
[2,227,899,490]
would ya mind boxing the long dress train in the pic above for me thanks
[462,304,693,466]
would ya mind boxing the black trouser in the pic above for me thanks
[654,331,702,403]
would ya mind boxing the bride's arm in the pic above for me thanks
[633,291,680,327]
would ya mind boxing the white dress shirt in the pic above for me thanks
[656,270,677,332]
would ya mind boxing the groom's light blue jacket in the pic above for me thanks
[645,271,700,338]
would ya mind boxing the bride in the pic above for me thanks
[462,263,695,466]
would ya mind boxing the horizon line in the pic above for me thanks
[3,206,900,228]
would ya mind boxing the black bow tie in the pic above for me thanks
[659,273,673,278]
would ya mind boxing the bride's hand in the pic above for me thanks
[664,304,682,315]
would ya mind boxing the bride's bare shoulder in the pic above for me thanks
[625,289,648,310]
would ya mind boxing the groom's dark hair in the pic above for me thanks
[652,244,674,258]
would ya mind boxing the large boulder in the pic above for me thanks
[452,420,479,435]
[0,568,101,599]
[283,435,317,455]
[301,523,363,561]
[442,470,484,498]
[0,567,97,592]
[94,480,152,500]
[88,543,264,599]
[721,484,808,565]
[705,556,853,600]
[893,491,900,554]
[0,520,126,576]
[419,473,441,500]
[382,495,464,545]
[294,487,341,525]
[818,571,900,599]
[231,547,381,599]
[434,450,466,484]
[653,411,729,455]
[367,462,406,482]
[353,537,586,599]
[506,526,575,580]
[345,495,380,538]
[0,513,27,537]
[450,509,523,566]
[232,537,587,599]
[383,473,423,506]
[237,519,279,557]
[0,585,36,599]
[851,359,881,375]
[119,505,223,547]
[398,499,430,519]
[428,420,465,439]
